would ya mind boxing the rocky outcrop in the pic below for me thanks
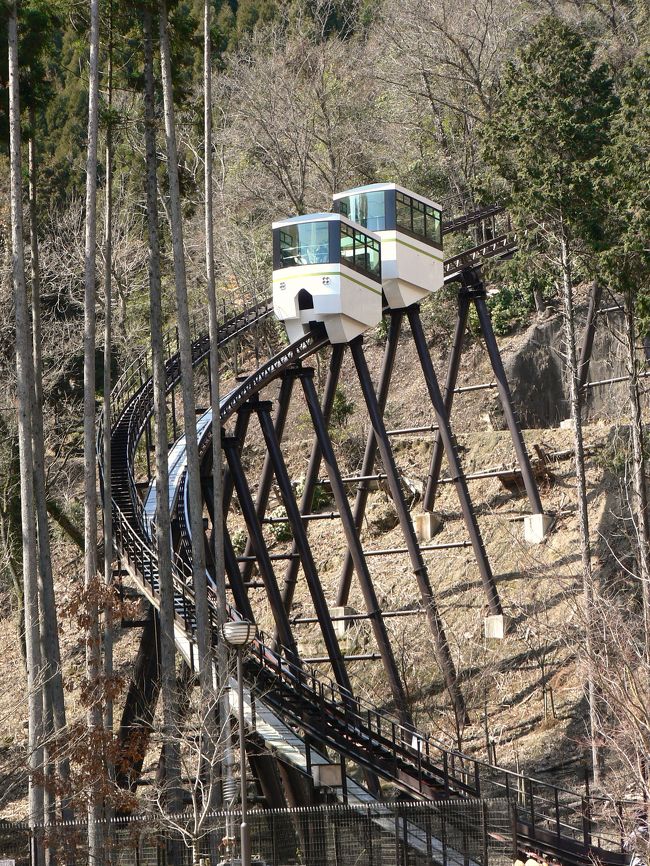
[501,307,627,429]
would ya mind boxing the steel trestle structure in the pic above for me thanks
[100,210,632,866]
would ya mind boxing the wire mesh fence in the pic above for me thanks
[0,798,514,866]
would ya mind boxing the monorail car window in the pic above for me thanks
[340,223,381,281]
[395,191,442,246]
[338,191,386,231]
[278,221,330,267]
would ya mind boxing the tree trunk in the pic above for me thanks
[103,4,116,838]
[624,292,650,674]
[158,0,213,706]
[560,232,601,784]
[28,106,73,824]
[204,0,230,810]
[84,0,104,856]
[8,2,45,858]
[142,3,181,813]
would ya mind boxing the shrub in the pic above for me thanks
[330,387,355,427]
[268,506,293,543]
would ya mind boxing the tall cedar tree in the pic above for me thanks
[482,16,617,783]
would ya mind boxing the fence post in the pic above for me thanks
[482,800,489,866]
[582,796,591,848]
[441,803,448,866]
[528,778,536,839]
[508,799,519,863]
[394,811,401,866]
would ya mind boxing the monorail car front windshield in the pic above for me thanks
[278,220,330,267]
[273,217,381,284]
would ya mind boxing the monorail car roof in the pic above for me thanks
[272,211,381,241]
[333,182,442,213]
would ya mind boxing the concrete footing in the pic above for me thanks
[330,606,356,638]
[560,417,575,430]
[414,512,443,543]
[523,512,553,544]
[484,614,511,640]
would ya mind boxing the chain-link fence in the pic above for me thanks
[0,820,30,865]
[0,798,513,866]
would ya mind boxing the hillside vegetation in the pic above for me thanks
[0,0,648,861]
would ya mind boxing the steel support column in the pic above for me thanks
[423,294,471,512]
[283,346,345,613]
[408,306,503,616]
[223,436,301,664]
[255,400,353,696]
[221,405,253,518]
[470,271,543,516]
[223,526,256,623]
[299,367,412,728]
[202,446,255,620]
[349,337,468,726]
[337,312,403,606]
[116,607,161,790]
[240,373,296,585]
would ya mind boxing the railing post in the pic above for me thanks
[443,751,450,795]
[617,801,624,852]
[528,778,535,839]
[582,796,591,848]
[509,799,519,863]
[482,800,489,866]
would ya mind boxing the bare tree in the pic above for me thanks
[621,293,650,675]
[204,0,232,808]
[374,0,531,199]
[102,0,115,747]
[158,0,216,771]
[83,0,104,856]
[142,0,181,811]
[144,670,235,864]
[8,1,45,860]
[557,236,602,783]
[28,105,73,823]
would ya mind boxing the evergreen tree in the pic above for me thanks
[482,15,617,784]
[602,52,650,306]
[483,16,615,248]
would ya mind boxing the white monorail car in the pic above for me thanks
[333,183,444,309]
[272,213,383,345]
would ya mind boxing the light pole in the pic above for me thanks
[221,620,256,866]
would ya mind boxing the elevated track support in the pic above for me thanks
[99,207,632,866]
